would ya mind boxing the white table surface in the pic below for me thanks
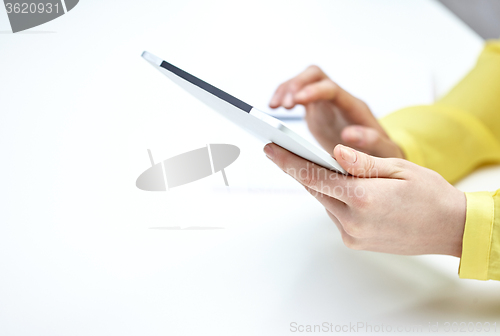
[1,1,500,335]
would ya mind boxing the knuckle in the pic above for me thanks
[366,157,377,172]
[277,82,289,92]
[342,218,364,238]
[326,209,340,224]
[275,83,286,95]
[386,158,408,178]
[289,80,302,92]
[298,165,319,187]
[325,79,337,89]
[342,215,373,239]
[360,156,377,177]
[425,167,444,182]
[324,80,338,95]
[391,158,408,170]
[307,64,321,73]
[341,234,364,250]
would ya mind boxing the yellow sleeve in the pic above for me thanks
[459,190,500,280]
[379,41,500,281]
[380,40,500,183]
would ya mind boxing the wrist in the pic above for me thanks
[448,190,467,258]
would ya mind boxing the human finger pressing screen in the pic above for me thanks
[269,65,404,159]
[263,143,466,257]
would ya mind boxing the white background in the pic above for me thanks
[1,1,500,335]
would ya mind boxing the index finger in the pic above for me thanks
[264,143,357,203]
[287,65,327,93]
[269,65,327,108]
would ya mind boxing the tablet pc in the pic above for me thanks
[141,51,347,175]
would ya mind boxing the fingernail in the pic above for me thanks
[340,145,357,164]
[264,144,274,160]
[283,93,294,107]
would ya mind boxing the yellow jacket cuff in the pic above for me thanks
[459,191,495,280]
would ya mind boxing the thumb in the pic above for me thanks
[334,144,407,179]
